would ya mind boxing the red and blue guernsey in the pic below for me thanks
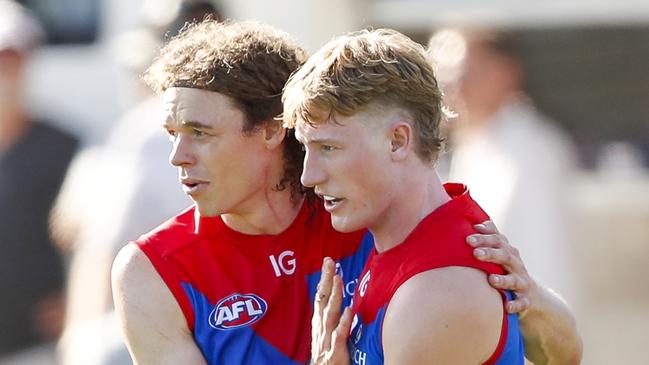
[349,184,525,365]
[136,200,374,365]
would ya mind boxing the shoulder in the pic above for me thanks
[112,243,204,364]
[135,207,198,255]
[112,243,175,316]
[112,235,190,317]
[383,266,503,364]
[112,242,155,288]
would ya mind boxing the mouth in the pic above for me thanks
[180,179,209,195]
[322,195,345,212]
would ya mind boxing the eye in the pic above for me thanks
[165,128,178,139]
[192,128,206,137]
[320,144,337,153]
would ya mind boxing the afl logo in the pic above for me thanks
[209,293,268,330]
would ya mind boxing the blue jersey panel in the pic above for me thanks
[306,232,374,307]
[348,305,386,365]
[182,283,303,365]
[493,291,525,365]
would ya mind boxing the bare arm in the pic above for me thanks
[467,221,583,364]
[516,286,582,365]
[383,267,504,364]
[111,243,207,365]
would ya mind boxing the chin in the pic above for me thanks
[331,217,363,233]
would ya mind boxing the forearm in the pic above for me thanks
[464,222,582,363]
[519,285,582,365]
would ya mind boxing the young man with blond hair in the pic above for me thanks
[284,28,581,364]
[112,19,581,365]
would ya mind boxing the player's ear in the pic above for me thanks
[263,119,286,150]
[389,121,412,161]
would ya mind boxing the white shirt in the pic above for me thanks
[448,96,581,305]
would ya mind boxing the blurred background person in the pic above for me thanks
[440,29,582,308]
[0,0,79,363]
[51,1,222,364]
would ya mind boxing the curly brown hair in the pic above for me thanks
[144,19,309,202]
[283,28,446,163]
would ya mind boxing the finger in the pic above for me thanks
[311,307,327,362]
[474,247,523,274]
[473,220,499,234]
[336,306,354,338]
[488,274,513,290]
[489,274,532,314]
[329,307,353,365]
[323,275,344,333]
[315,258,336,313]
[505,296,531,314]
[489,273,529,291]
[467,233,504,249]
[473,247,509,265]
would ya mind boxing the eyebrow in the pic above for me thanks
[295,126,339,145]
[181,121,215,130]
[162,118,214,130]
[301,137,340,146]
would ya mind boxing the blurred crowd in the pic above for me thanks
[0,1,221,364]
[0,0,76,361]
[0,0,646,364]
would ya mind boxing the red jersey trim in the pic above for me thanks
[483,290,510,365]
[136,238,196,331]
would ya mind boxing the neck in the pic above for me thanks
[370,165,450,253]
[219,152,304,235]
[221,189,304,235]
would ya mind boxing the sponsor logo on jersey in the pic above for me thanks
[269,250,296,276]
[352,348,367,365]
[209,293,268,330]
[358,271,371,297]
[352,315,363,345]
[335,261,358,298]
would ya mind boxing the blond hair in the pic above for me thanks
[283,28,445,162]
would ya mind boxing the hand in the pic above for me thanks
[466,221,538,315]
[311,257,352,365]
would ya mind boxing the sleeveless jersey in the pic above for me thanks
[348,183,525,365]
[136,201,374,365]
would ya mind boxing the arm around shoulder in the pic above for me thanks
[519,284,582,365]
[465,221,582,363]
[382,267,505,365]
[112,243,207,365]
